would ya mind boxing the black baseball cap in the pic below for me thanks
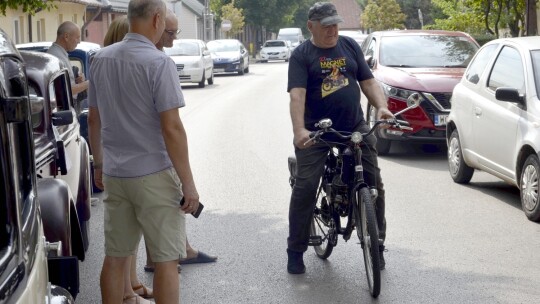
[308,2,344,25]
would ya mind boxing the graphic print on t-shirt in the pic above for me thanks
[320,56,349,97]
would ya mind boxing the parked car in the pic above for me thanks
[207,39,250,75]
[19,49,92,266]
[277,27,305,50]
[340,30,367,46]
[447,37,540,222]
[0,28,76,303]
[361,30,479,154]
[164,39,214,88]
[260,39,291,62]
[17,41,102,193]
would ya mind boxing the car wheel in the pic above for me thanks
[207,72,214,85]
[198,72,206,88]
[244,62,249,73]
[238,63,244,75]
[447,129,474,183]
[520,155,540,222]
[367,105,391,155]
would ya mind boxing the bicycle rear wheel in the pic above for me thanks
[310,196,335,259]
[355,187,381,297]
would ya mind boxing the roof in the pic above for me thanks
[371,30,473,37]
[331,0,362,30]
[61,0,105,7]
[488,36,540,50]
[183,0,204,16]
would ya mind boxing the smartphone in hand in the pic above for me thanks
[180,197,204,218]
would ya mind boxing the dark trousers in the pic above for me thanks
[287,123,386,253]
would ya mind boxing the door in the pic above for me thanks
[473,45,524,178]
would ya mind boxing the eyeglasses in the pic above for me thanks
[164,29,181,36]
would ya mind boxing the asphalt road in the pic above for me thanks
[76,61,540,304]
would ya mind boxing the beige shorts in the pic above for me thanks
[103,168,186,262]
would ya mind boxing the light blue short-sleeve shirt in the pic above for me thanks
[88,33,185,177]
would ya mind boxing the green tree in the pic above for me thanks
[0,0,55,16]
[397,0,442,29]
[362,0,406,31]
[221,1,244,37]
[428,0,526,37]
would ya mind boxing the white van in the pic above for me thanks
[277,28,305,50]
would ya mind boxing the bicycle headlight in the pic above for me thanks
[380,83,425,103]
[351,132,362,143]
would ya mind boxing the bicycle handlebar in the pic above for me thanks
[305,118,411,146]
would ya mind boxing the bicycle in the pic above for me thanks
[287,96,420,297]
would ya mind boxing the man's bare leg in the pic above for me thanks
[153,260,180,304]
[101,255,129,303]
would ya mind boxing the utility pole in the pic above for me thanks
[526,0,537,36]
[203,0,214,41]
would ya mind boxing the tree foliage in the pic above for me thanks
[211,0,316,32]
[397,0,442,29]
[428,0,526,37]
[362,0,406,31]
[0,0,55,16]
[221,1,244,37]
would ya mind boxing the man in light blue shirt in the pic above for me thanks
[88,0,200,302]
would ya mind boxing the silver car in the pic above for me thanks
[447,37,540,222]
[164,39,214,88]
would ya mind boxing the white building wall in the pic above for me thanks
[0,4,86,44]
[178,5,200,39]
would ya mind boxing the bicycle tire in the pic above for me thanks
[355,187,381,297]
[311,196,335,259]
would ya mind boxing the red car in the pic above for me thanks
[360,30,479,154]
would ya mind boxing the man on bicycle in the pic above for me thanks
[287,1,393,274]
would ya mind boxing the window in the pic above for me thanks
[488,46,525,93]
[49,73,72,111]
[466,44,498,84]
[13,19,20,44]
[37,19,46,41]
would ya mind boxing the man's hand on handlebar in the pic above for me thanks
[294,128,314,149]
[376,107,394,129]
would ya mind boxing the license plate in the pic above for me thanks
[215,68,225,73]
[269,56,279,59]
[434,114,448,126]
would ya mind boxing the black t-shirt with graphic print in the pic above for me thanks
[287,35,374,132]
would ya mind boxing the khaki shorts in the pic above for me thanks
[103,168,186,262]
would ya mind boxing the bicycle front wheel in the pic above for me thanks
[355,187,381,297]
[310,196,334,259]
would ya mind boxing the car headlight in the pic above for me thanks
[380,83,425,103]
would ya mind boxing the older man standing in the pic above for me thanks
[143,9,217,273]
[47,21,89,97]
[88,0,200,303]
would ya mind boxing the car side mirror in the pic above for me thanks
[495,87,526,106]
[51,110,74,126]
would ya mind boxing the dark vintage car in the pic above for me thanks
[17,41,102,193]
[18,49,93,266]
[361,30,480,154]
[0,29,76,303]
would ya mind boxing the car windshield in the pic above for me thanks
[164,42,200,56]
[207,41,239,52]
[380,35,479,68]
[264,41,286,47]
[531,50,540,97]
[278,35,299,43]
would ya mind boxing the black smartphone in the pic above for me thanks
[180,197,204,218]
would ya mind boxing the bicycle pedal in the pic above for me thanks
[308,235,322,246]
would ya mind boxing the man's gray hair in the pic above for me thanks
[128,0,166,21]
[57,21,78,37]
